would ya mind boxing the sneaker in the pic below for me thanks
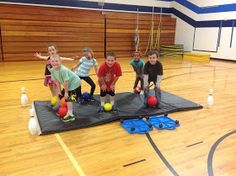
[62,114,75,122]
[140,90,144,95]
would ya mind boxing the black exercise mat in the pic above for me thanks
[33,91,202,134]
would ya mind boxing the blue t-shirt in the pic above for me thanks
[76,56,98,77]
[130,59,145,75]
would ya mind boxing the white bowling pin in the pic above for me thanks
[29,108,35,117]
[21,87,28,107]
[207,89,214,108]
[28,117,38,135]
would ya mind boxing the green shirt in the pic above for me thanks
[50,65,81,91]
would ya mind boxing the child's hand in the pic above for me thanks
[156,84,161,92]
[34,52,41,58]
[139,74,144,79]
[64,92,69,100]
[101,84,107,91]
[110,84,115,91]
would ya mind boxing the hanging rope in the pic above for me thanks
[145,6,162,54]
[134,8,140,52]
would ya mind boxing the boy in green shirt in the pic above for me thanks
[50,54,81,122]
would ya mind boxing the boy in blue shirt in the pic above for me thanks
[130,51,145,93]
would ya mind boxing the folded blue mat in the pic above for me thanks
[147,115,180,130]
[121,119,153,134]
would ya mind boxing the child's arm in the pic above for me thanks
[156,75,162,90]
[99,77,107,90]
[61,57,74,61]
[54,81,62,96]
[94,65,98,75]
[71,62,81,72]
[110,76,120,90]
[34,53,48,60]
[143,74,149,89]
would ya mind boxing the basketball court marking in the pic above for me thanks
[186,141,203,148]
[146,133,179,176]
[123,159,146,167]
[207,130,236,176]
[55,133,86,176]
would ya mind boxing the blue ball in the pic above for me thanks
[82,92,91,101]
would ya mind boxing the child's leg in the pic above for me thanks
[140,78,144,90]
[100,90,106,106]
[49,85,56,96]
[62,88,79,122]
[67,102,73,115]
[154,86,161,105]
[144,86,150,105]
[133,76,139,89]
[83,77,96,96]
[108,90,115,105]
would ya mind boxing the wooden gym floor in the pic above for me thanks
[0,56,235,176]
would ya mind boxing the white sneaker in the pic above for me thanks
[140,90,144,95]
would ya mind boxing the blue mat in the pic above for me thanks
[147,115,180,130]
[121,119,153,134]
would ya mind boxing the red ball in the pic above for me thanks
[147,96,157,107]
[57,106,67,117]
[134,86,141,94]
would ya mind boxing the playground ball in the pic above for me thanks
[57,106,68,117]
[60,97,67,107]
[134,86,141,94]
[82,92,91,101]
[51,96,58,106]
[147,96,157,107]
[104,103,112,112]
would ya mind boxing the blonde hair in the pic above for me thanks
[50,54,61,60]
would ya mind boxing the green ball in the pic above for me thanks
[104,103,112,112]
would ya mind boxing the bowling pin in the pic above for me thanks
[28,117,38,135]
[207,89,214,108]
[29,108,35,117]
[21,87,28,107]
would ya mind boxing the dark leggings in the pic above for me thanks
[78,76,96,97]
[133,76,144,90]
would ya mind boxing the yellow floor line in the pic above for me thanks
[55,133,86,176]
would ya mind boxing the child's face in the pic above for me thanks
[106,56,116,67]
[50,56,61,69]
[84,52,92,59]
[48,46,57,56]
[148,54,158,65]
[133,53,140,61]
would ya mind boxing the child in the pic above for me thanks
[143,50,163,107]
[130,51,145,93]
[50,54,81,122]
[34,44,74,96]
[97,51,122,111]
[72,48,98,102]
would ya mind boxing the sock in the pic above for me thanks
[67,102,73,116]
